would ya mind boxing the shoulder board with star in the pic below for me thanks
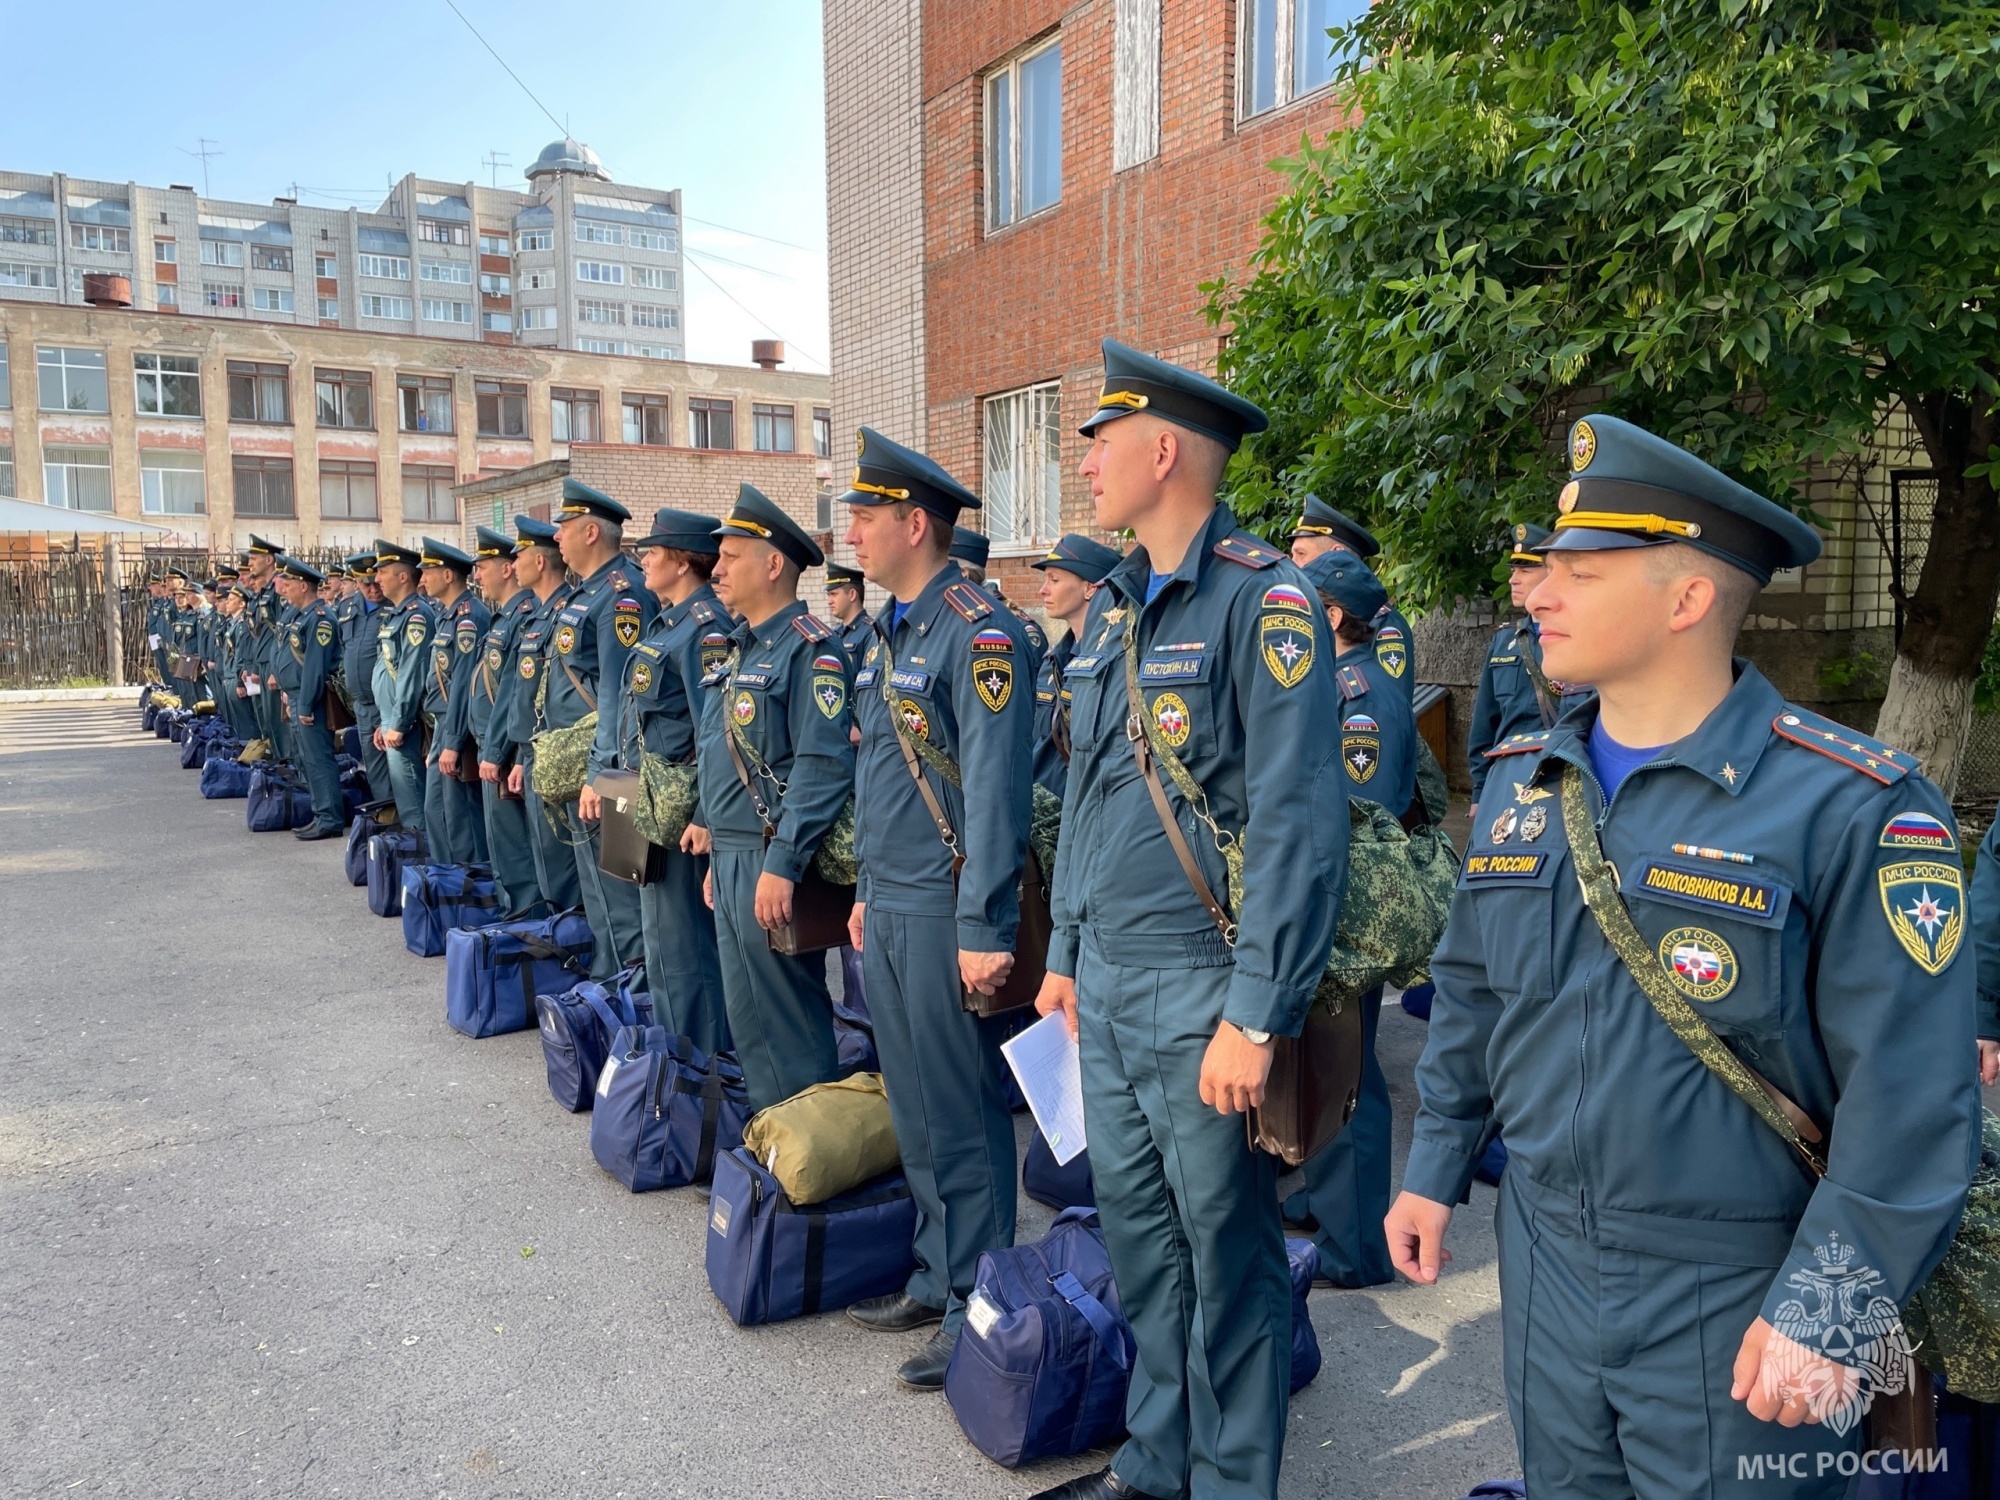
[1336,663,1369,701]
[1771,707,1917,785]
[609,570,631,593]
[943,582,995,622]
[1484,730,1553,759]
[690,600,716,625]
[790,612,835,642]
[455,598,474,616]
[1214,534,1283,570]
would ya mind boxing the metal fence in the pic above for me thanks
[0,545,353,690]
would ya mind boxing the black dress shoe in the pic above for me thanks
[1028,1468,1175,1500]
[293,823,341,841]
[894,1327,956,1390]
[847,1290,944,1333]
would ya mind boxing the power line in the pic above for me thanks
[682,213,821,255]
[437,0,567,138]
[682,250,826,372]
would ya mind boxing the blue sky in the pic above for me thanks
[5,0,830,372]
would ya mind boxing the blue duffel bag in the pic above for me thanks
[537,964,653,1112]
[246,768,314,832]
[344,801,398,886]
[366,830,424,916]
[945,1206,1133,1467]
[590,1028,751,1186]
[705,1147,917,1325]
[444,908,594,1039]
[199,757,254,799]
[1287,1237,1322,1394]
[832,998,877,1077]
[1023,1129,1095,1212]
[401,862,505,957]
[155,709,179,740]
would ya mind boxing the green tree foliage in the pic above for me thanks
[1212,0,2000,635]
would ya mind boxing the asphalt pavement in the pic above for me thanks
[0,700,1514,1499]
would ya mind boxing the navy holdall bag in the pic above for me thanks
[537,964,653,1112]
[1023,1129,1095,1212]
[705,1147,917,1326]
[366,830,424,917]
[344,802,399,886]
[199,758,254,799]
[944,1206,1134,1467]
[246,768,314,832]
[1287,1237,1322,1394]
[401,862,505,957]
[589,1027,751,1187]
[444,908,594,1039]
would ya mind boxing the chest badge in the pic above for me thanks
[1658,927,1739,1002]
[1514,781,1554,806]
[520,655,538,680]
[976,657,1014,713]
[487,646,504,671]
[1518,806,1548,842]
[898,697,930,741]
[1879,861,1965,976]
[631,662,654,695]
[1260,611,1314,689]
[732,690,757,727]
[1152,691,1191,749]
[1488,808,1518,844]
[555,624,577,656]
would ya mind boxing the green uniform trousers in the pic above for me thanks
[424,758,488,866]
[1076,930,1291,1500]
[291,715,346,833]
[518,752,582,913]
[480,779,543,917]
[861,907,1017,1333]
[568,801,644,980]
[351,702,395,803]
[1287,986,1393,1286]
[710,843,839,1112]
[639,846,730,1057]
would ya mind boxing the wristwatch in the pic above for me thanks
[1239,1027,1273,1045]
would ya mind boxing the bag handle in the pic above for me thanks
[1557,764,1826,1175]
[1048,1270,1129,1371]
[578,987,629,1045]
[1119,611,1237,947]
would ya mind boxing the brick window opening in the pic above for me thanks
[1241,0,1360,119]
[141,450,206,515]
[398,373,454,433]
[753,403,796,453]
[135,352,201,418]
[982,381,1063,548]
[986,38,1063,230]
[813,407,832,459]
[315,368,373,430]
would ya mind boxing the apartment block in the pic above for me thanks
[0,138,685,360]
[0,298,830,557]
[824,0,1360,597]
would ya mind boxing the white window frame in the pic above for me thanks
[37,346,109,412]
[576,338,627,355]
[154,239,177,264]
[44,445,114,511]
[985,36,1064,231]
[420,298,473,324]
[478,232,511,256]
[630,265,675,291]
[199,239,245,267]
[629,303,678,330]
[357,254,410,280]
[576,298,625,326]
[574,221,623,246]
[981,380,1063,549]
[359,293,413,320]
[251,287,294,313]
[134,351,202,418]
[203,283,244,309]
[1240,0,1350,121]
[139,449,206,515]
[518,305,557,331]
[481,310,513,333]
[517,229,553,253]
[314,253,337,277]
[316,297,339,320]
[70,223,130,253]
[156,283,179,308]
[0,262,59,289]
[576,261,625,285]
[419,259,472,284]
[520,269,553,291]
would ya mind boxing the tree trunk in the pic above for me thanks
[1871,390,2000,794]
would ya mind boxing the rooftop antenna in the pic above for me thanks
[179,139,223,199]
[481,150,513,188]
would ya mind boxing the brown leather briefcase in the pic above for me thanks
[961,849,1051,1018]
[1249,992,1364,1167]
[767,865,857,956]
[593,768,666,887]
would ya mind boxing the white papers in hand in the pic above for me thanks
[1001,1011,1087,1165]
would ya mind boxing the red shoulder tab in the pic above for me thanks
[1336,663,1369,701]
[791,612,834,643]
[1484,730,1553,759]
[943,582,995,622]
[1214,534,1283,570]
[1771,709,1916,785]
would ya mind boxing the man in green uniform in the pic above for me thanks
[1034,342,1349,1500]
[1029,532,1122,799]
[370,541,434,839]
[461,527,541,915]
[499,516,585,914]
[338,553,394,803]
[1388,415,1978,1498]
[1467,522,1568,819]
[272,556,346,841]
[693,484,851,1109]
[419,538,490,866]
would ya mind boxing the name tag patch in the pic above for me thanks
[1140,654,1205,681]
[1065,654,1106,678]
[855,667,879,688]
[889,667,931,694]
[731,670,773,689]
[1462,852,1548,882]
[1633,859,1786,925]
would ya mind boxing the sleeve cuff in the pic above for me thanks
[1980,987,2000,1042]
[1048,927,1079,978]
[1402,1137,1480,1207]
[763,842,808,882]
[1222,970,1314,1037]
[956,919,1015,954]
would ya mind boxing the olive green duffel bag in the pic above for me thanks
[739,1073,901,1206]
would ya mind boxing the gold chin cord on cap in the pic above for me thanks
[848,477,911,501]
[1097,389,1149,411]
[721,517,773,538]
[1293,523,1333,536]
[1554,510,1703,540]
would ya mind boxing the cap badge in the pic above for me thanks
[1571,420,1597,471]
